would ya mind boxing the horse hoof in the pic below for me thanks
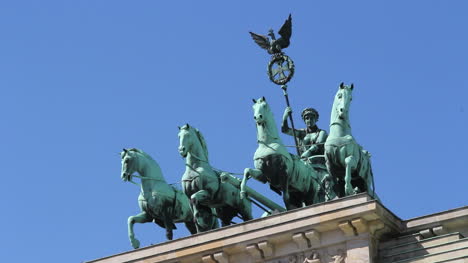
[353,187,359,194]
[131,238,140,249]
[344,185,354,196]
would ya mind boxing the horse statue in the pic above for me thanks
[324,83,377,199]
[120,148,197,249]
[178,124,253,232]
[240,97,326,210]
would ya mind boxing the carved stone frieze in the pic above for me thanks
[264,244,346,263]
[302,251,321,263]
[330,249,346,263]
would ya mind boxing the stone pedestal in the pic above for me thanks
[87,194,468,263]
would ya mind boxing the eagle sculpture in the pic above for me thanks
[249,14,292,55]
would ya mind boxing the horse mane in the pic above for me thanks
[264,102,277,136]
[125,148,166,182]
[194,128,209,162]
[127,148,155,162]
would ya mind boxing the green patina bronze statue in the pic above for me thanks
[324,83,378,199]
[178,124,253,232]
[282,106,328,160]
[115,15,384,248]
[282,106,332,201]
[121,148,197,249]
[249,14,292,55]
[240,97,327,210]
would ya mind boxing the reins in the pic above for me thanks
[127,174,181,188]
[284,142,325,148]
[184,150,244,176]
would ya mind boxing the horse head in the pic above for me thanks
[121,148,138,182]
[252,96,280,142]
[333,83,354,122]
[178,124,209,162]
[252,96,269,126]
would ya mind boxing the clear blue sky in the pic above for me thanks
[0,1,467,262]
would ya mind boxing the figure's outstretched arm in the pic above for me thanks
[128,212,152,249]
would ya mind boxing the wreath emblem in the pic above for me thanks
[267,53,295,85]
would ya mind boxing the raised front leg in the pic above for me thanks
[127,212,152,249]
[240,168,263,199]
[344,155,357,196]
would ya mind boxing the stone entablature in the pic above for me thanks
[88,194,403,263]
[87,194,468,263]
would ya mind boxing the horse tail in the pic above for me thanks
[365,153,377,200]
[371,168,376,199]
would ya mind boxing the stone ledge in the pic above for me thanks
[404,206,468,233]
[86,194,401,263]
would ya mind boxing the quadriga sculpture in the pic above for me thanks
[178,124,253,232]
[324,83,377,199]
[240,97,326,210]
[121,148,197,249]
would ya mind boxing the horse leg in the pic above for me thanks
[216,207,232,227]
[191,190,216,231]
[363,160,378,200]
[185,220,198,235]
[325,154,343,198]
[304,185,316,206]
[193,205,217,232]
[127,212,152,249]
[283,178,294,210]
[239,194,253,221]
[162,214,176,240]
[190,189,212,207]
[344,155,357,196]
[240,168,263,199]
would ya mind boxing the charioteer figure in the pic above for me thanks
[282,107,328,161]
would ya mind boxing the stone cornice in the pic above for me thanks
[87,194,402,263]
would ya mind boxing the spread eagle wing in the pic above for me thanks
[249,32,271,51]
[277,14,292,49]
